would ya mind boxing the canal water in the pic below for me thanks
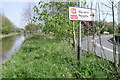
[0,34,25,64]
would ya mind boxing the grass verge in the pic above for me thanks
[2,34,119,78]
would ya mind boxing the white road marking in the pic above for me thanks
[94,36,119,54]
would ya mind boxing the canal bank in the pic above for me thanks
[1,34,119,78]
[0,33,21,39]
[0,34,25,64]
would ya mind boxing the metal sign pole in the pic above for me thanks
[78,0,82,61]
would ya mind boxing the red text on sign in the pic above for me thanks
[70,15,78,19]
[71,8,76,14]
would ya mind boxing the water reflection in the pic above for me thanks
[0,34,25,64]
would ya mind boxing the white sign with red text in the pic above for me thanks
[69,7,95,21]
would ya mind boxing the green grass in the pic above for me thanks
[1,34,118,78]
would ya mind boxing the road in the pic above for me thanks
[82,35,120,63]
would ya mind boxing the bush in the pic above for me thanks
[108,26,114,34]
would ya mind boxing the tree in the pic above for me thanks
[34,1,88,48]
[1,14,14,34]
[22,3,37,33]
[0,13,2,33]
[25,24,38,32]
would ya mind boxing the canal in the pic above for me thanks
[0,34,25,64]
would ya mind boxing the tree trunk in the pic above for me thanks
[72,21,77,48]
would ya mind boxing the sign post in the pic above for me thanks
[78,0,82,61]
[69,1,95,61]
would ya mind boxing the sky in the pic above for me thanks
[2,2,30,29]
[0,0,120,29]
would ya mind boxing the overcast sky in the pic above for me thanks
[1,0,120,29]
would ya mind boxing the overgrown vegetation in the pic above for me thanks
[2,34,118,78]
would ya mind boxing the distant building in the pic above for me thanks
[118,1,120,25]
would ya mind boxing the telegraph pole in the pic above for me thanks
[118,1,120,65]
[112,0,117,64]
[78,0,82,61]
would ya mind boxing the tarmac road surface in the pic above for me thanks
[82,35,120,63]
